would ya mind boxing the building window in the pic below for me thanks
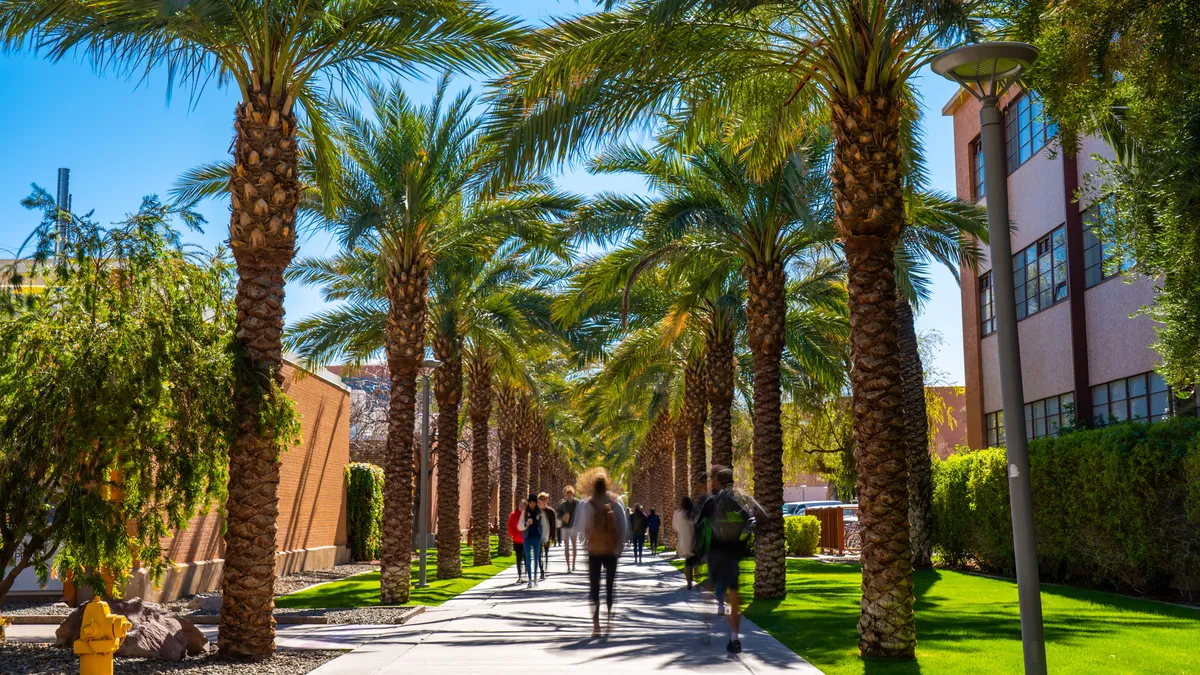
[986,410,1005,447]
[1005,92,1056,174]
[971,136,985,201]
[1013,225,1068,320]
[1092,372,1175,425]
[979,271,995,336]
[1083,197,1133,287]
[1023,392,1075,440]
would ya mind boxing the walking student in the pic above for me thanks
[629,505,648,563]
[507,503,526,584]
[647,508,661,554]
[557,485,580,572]
[538,492,556,578]
[574,468,629,638]
[517,493,549,587]
[697,465,758,655]
[673,496,697,589]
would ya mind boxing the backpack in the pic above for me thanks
[588,497,621,555]
[710,489,754,556]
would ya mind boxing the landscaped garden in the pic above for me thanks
[674,557,1200,674]
[276,538,515,610]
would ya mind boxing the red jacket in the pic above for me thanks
[507,509,524,545]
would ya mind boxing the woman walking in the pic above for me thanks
[538,492,557,578]
[673,497,697,589]
[629,505,648,563]
[518,493,549,587]
[507,504,526,584]
[647,508,661,554]
[574,468,629,637]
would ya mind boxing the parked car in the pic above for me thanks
[782,500,842,516]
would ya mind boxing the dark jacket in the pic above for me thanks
[630,510,649,536]
[647,513,661,532]
[556,498,578,528]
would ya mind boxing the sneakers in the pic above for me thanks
[527,580,534,589]
[726,639,742,654]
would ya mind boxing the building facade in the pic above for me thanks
[946,88,1183,450]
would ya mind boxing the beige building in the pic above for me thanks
[945,88,1185,449]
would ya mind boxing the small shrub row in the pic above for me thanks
[346,462,384,561]
[932,417,1200,595]
[784,515,821,556]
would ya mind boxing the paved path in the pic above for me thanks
[309,550,822,675]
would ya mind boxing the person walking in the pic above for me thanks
[629,505,648,563]
[538,492,557,578]
[574,468,629,638]
[507,504,526,584]
[557,486,580,572]
[697,465,758,655]
[647,508,661,555]
[517,493,549,587]
[673,496,697,589]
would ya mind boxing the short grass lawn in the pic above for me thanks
[672,557,1199,674]
[277,537,515,609]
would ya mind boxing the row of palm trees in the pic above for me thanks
[2,0,991,661]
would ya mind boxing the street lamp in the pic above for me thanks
[416,357,442,588]
[932,42,1047,675]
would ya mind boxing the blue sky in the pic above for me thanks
[0,0,968,383]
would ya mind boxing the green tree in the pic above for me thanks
[2,0,521,657]
[0,191,239,608]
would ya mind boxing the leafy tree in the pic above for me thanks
[0,191,237,608]
[2,0,522,657]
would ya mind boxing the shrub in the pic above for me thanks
[346,463,384,561]
[784,515,821,556]
[932,417,1200,595]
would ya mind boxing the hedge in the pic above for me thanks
[346,462,384,562]
[932,417,1200,594]
[784,515,821,556]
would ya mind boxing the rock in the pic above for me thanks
[187,594,223,612]
[55,598,208,660]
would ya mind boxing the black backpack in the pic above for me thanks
[710,489,754,556]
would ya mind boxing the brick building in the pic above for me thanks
[945,87,1190,449]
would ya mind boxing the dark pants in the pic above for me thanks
[514,541,526,578]
[648,528,659,553]
[632,534,646,561]
[588,554,618,616]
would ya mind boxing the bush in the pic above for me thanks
[346,463,384,561]
[932,417,1200,595]
[784,515,821,556]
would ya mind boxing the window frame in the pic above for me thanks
[1004,92,1056,174]
[979,271,995,336]
[1023,392,1075,441]
[970,135,985,202]
[1083,197,1133,288]
[1013,225,1069,321]
[985,410,1005,447]
[1092,372,1175,426]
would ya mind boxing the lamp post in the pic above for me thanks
[932,42,1047,674]
[416,357,442,589]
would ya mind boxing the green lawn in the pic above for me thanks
[277,538,515,609]
[671,556,1199,675]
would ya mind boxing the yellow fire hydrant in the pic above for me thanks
[74,600,131,675]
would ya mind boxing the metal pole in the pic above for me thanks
[417,370,432,588]
[978,96,1048,674]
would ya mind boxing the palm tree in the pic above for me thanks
[495,382,518,556]
[2,0,519,657]
[572,137,844,598]
[684,352,709,499]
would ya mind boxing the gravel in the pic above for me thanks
[0,643,342,674]
[0,599,73,617]
[272,606,419,625]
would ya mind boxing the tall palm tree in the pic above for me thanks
[495,382,518,556]
[573,137,844,598]
[1,0,519,658]
[684,352,709,499]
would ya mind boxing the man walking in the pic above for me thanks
[557,485,580,572]
[574,468,629,638]
[697,465,757,655]
[647,508,661,555]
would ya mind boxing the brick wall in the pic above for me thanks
[126,358,352,602]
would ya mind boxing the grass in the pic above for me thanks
[671,556,1200,674]
[276,537,515,609]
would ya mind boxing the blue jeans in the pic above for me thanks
[524,536,542,579]
[632,534,646,561]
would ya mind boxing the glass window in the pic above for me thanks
[971,137,985,201]
[1012,225,1068,320]
[980,272,995,336]
[986,410,1005,447]
[1022,392,1076,440]
[1093,372,1179,426]
[1005,92,1056,174]
[1083,196,1133,287]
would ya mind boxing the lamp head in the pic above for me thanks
[931,42,1039,100]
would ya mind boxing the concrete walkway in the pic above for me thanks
[308,550,822,675]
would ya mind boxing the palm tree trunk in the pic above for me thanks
[747,261,788,599]
[706,330,735,470]
[378,259,431,606]
[433,337,463,580]
[833,93,916,658]
[468,357,494,566]
[896,297,934,568]
[219,90,302,660]
[496,388,515,557]
[515,405,530,504]
[686,356,708,499]
[672,418,688,546]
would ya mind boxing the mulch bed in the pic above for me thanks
[0,642,342,674]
